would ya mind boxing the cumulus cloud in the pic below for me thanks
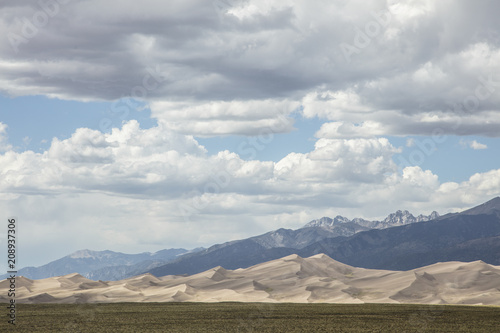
[0,121,211,196]
[274,138,400,184]
[470,140,488,150]
[460,139,488,150]
[1,121,499,266]
[0,122,400,199]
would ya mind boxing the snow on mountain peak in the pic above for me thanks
[304,216,350,228]
[304,210,440,229]
[383,210,415,225]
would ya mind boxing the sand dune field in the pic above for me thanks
[2,254,499,305]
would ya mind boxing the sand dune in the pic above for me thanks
[1,254,500,305]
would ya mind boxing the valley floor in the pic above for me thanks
[1,302,499,332]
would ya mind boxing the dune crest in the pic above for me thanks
[2,254,500,305]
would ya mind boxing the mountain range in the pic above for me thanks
[148,197,500,276]
[8,198,500,281]
[9,208,438,280]
[0,248,198,281]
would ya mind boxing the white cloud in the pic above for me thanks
[470,140,488,150]
[0,123,12,152]
[1,121,499,268]
[272,138,398,186]
[150,99,299,136]
[460,139,488,150]
[0,123,401,198]
[315,111,500,138]
[406,138,415,147]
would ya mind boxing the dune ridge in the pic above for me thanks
[1,254,499,305]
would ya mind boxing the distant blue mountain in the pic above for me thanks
[1,248,202,280]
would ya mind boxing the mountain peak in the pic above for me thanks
[69,249,100,259]
[383,210,416,225]
[461,197,500,216]
[68,249,117,259]
[303,216,350,228]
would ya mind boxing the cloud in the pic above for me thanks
[1,1,500,136]
[0,123,12,152]
[406,138,416,147]
[470,140,488,150]
[314,110,500,138]
[1,1,500,267]
[0,121,208,196]
[274,137,400,184]
[460,139,488,150]
[0,122,401,199]
[150,99,300,136]
[0,120,498,268]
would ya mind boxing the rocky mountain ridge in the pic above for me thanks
[148,197,500,277]
[304,210,440,230]
[5,207,442,281]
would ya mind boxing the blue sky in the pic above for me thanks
[1,0,500,269]
[1,95,157,151]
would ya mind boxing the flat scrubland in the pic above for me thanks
[1,302,499,332]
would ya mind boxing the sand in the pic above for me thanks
[2,253,500,305]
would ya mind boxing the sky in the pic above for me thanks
[0,0,499,269]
